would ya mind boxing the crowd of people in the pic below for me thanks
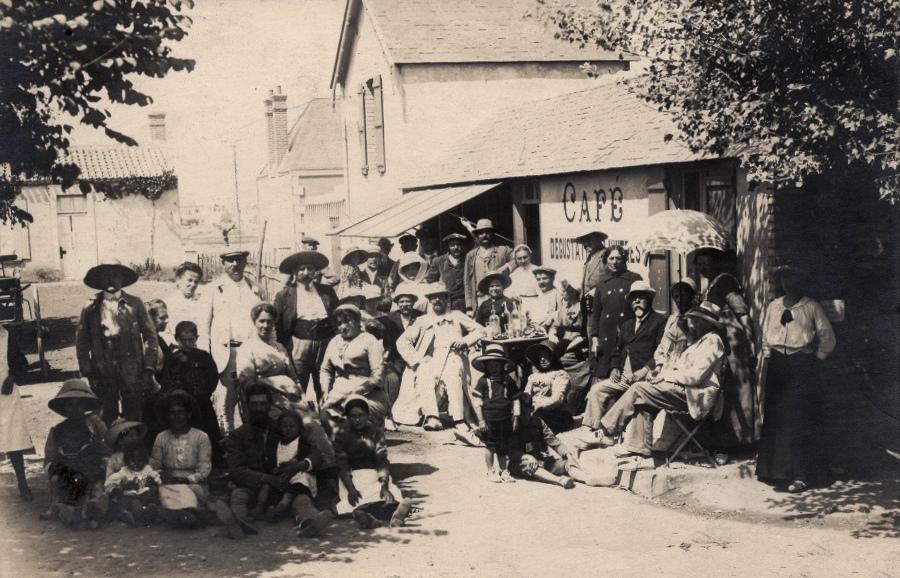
[0,217,839,538]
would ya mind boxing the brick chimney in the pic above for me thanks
[264,91,275,171]
[148,112,166,142]
[272,86,288,168]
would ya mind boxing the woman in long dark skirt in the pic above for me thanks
[756,265,836,493]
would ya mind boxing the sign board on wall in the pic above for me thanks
[539,170,654,285]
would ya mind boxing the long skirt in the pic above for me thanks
[755,351,828,487]
[337,468,404,516]
[0,384,33,452]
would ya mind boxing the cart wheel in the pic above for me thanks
[33,286,48,379]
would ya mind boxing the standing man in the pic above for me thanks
[164,262,212,352]
[426,232,467,312]
[574,231,608,336]
[76,261,159,424]
[209,250,261,431]
[358,249,387,290]
[416,224,439,270]
[375,237,395,279]
[273,250,338,404]
[463,218,514,316]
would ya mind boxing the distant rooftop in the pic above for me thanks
[276,98,344,174]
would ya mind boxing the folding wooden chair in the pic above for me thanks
[664,411,717,468]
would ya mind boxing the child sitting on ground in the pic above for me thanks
[522,341,575,433]
[471,344,520,483]
[251,410,320,522]
[104,443,162,526]
[42,379,110,529]
[509,393,580,489]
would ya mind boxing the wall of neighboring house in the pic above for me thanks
[5,186,182,280]
[256,170,296,255]
[336,4,631,222]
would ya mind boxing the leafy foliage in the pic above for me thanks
[0,0,195,222]
[538,0,900,199]
[92,169,178,201]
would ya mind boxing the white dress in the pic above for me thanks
[0,327,33,452]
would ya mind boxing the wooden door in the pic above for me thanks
[57,212,94,280]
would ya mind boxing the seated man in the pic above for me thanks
[582,281,667,430]
[594,303,727,471]
[225,384,335,537]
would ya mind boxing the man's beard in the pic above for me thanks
[633,305,647,318]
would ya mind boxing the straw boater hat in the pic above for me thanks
[48,378,101,416]
[531,265,557,278]
[524,340,555,368]
[477,271,511,295]
[392,282,419,303]
[83,261,138,291]
[472,343,514,373]
[442,232,468,244]
[626,280,657,301]
[423,281,450,298]
[684,301,724,329]
[574,231,608,244]
[341,246,371,267]
[104,419,147,448]
[279,250,329,274]
[220,249,250,260]
[471,218,495,234]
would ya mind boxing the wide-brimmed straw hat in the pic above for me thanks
[279,250,329,274]
[477,271,511,295]
[472,218,495,234]
[83,261,138,291]
[104,419,147,448]
[626,280,657,301]
[472,343,514,372]
[392,282,419,303]
[48,378,101,416]
[423,281,450,298]
[341,247,370,267]
[684,301,723,329]
[574,231,608,244]
[524,340,555,368]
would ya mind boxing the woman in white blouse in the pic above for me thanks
[756,265,836,493]
[320,304,388,429]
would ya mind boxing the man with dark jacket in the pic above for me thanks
[273,251,339,404]
[224,384,334,537]
[581,281,666,430]
[425,232,468,311]
[75,262,159,424]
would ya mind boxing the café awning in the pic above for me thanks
[330,182,502,238]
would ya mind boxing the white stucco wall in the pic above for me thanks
[336,5,631,222]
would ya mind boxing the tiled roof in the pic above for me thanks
[65,146,172,180]
[277,98,344,173]
[408,77,719,189]
[366,0,634,63]
[2,145,173,183]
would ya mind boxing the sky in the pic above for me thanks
[72,0,346,220]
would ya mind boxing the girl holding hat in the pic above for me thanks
[42,379,109,528]
[756,265,836,493]
[0,324,34,501]
[320,304,389,429]
[333,396,413,528]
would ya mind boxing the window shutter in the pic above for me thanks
[357,85,368,176]
[372,76,386,174]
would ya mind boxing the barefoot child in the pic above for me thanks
[42,379,109,528]
[471,344,520,483]
[104,444,161,526]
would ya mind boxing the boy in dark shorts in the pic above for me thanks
[509,393,579,489]
[471,344,520,483]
